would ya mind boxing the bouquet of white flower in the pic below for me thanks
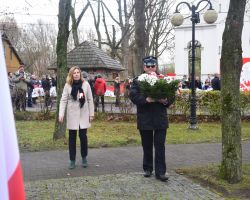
[138,72,179,100]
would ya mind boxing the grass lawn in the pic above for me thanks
[16,120,250,152]
[175,164,250,200]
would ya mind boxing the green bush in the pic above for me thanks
[171,90,250,117]
[14,111,36,121]
[14,111,55,121]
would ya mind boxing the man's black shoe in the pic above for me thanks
[155,174,169,182]
[143,171,152,177]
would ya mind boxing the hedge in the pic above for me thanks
[170,90,250,117]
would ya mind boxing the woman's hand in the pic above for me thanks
[90,116,94,122]
[58,116,64,123]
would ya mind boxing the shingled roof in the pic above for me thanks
[49,41,125,71]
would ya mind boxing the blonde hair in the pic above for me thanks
[66,66,84,85]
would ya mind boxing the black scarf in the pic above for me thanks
[71,80,85,108]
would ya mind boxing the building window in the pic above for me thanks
[187,40,202,78]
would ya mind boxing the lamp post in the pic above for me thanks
[171,0,218,129]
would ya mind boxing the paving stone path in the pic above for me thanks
[25,172,223,200]
[22,141,250,199]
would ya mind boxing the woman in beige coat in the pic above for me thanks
[59,66,94,169]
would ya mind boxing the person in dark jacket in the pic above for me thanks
[114,76,121,106]
[51,74,57,88]
[211,73,221,90]
[27,74,37,107]
[41,75,51,107]
[195,76,202,89]
[129,56,174,182]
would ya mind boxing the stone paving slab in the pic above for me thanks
[25,172,224,200]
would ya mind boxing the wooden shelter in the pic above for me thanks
[2,33,24,73]
[49,41,125,81]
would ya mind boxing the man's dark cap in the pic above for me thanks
[143,56,157,66]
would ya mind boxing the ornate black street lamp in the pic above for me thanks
[171,0,218,129]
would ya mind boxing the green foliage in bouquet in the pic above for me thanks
[139,79,179,100]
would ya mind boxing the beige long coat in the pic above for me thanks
[59,81,94,130]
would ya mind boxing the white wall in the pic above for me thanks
[174,24,218,81]
[173,0,250,83]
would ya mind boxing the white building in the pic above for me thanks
[173,0,250,90]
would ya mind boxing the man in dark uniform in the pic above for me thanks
[129,56,174,182]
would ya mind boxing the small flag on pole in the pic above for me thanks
[0,37,26,199]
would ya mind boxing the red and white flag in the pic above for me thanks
[0,38,25,199]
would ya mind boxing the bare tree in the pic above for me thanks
[19,20,57,76]
[0,17,57,76]
[53,0,72,140]
[101,0,135,76]
[82,0,174,76]
[145,0,175,57]
[87,0,102,48]
[70,0,90,47]
[220,0,246,183]
[129,0,175,76]
[0,17,22,48]
[86,28,96,41]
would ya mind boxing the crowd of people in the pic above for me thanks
[7,64,221,114]
[8,65,57,111]
[7,65,133,113]
[8,64,221,114]
[84,73,132,112]
[180,73,221,91]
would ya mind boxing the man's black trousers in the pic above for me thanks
[139,129,166,176]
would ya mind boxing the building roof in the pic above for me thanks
[49,41,125,71]
[1,32,24,65]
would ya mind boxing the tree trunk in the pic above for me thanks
[121,31,129,77]
[119,0,129,77]
[220,0,246,183]
[121,0,130,77]
[53,0,72,140]
[134,0,146,76]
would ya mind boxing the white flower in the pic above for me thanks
[138,73,158,86]
[138,73,148,82]
[164,76,173,83]
[148,75,158,86]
